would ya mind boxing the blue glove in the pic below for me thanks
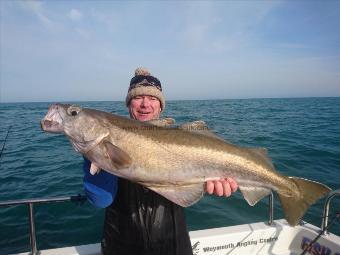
[83,157,118,208]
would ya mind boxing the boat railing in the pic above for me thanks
[0,194,87,255]
[268,191,274,226]
[321,189,340,234]
[0,190,338,255]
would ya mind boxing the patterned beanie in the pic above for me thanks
[125,67,165,111]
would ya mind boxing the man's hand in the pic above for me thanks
[206,178,238,197]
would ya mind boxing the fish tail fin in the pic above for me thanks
[278,177,331,226]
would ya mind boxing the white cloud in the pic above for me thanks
[19,0,53,27]
[68,9,83,21]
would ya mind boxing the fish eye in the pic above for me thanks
[67,105,81,116]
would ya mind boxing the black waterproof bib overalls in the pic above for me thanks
[101,178,193,255]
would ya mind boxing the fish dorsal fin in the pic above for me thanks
[146,118,175,127]
[179,121,225,141]
[239,186,272,206]
[249,147,268,157]
[145,183,205,207]
[179,120,208,131]
[103,141,132,170]
[248,147,274,169]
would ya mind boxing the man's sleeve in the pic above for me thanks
[83,157,118,208]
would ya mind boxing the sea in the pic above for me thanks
[0,98,339,254]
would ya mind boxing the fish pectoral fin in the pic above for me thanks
[103,141,132,170]
[90,163,101,175]
[239,186,271,206]
[146,183,205,207]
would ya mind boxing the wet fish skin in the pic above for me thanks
[41,103,331,226]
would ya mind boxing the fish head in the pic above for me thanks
[41,103,69,133]
[41,103,109,153]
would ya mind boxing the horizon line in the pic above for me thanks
[1,96,340,104]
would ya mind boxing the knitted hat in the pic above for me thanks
[125,67,165,111]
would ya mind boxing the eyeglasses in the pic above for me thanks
[129,75,162,91]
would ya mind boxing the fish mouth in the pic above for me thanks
[41,104,64,133]
[40,119,63,132]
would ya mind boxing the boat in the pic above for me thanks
[1,190,339,255]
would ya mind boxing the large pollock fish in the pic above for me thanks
[41,103,331,226]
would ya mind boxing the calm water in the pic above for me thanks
[0,98,339,254]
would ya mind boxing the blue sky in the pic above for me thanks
[1,0,339,103]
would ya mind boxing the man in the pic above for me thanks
[83,67,238,255]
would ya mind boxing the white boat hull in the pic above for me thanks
[13,219,340,255]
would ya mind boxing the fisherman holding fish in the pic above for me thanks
[41,67,331,254]
[82,68,238,255]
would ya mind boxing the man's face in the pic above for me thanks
[129,95,161,121]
